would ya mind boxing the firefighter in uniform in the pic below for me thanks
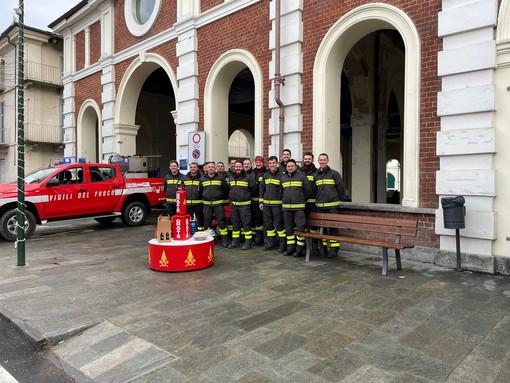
[228,160,257,250]
[281,159,312,257]
[278,148,292,174]
[259,156,286,252]
[315,153,346,258]
[164,160,184,216]
[225,159,236,237]
[300,152,319,255]
[252,156,267,245]
[183,162,204,231]
[201,161,230,247]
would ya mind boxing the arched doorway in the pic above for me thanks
[314,3,420,207]
[115,54,177,174]
[135,67,175,176]
[77,100,101,162]
[205,50,263,165]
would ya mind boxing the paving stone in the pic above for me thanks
[204,350,270,382]
[1,215,509,383]
[307,349,368,382]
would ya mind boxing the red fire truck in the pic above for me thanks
[0,161,165,241]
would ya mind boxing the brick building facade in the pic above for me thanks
[49,0,510,274]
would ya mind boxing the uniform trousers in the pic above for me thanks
[316,206,340,248]
[203,204,228,236]
[251,202,264,231]
[187,204,204,230]
[165,203,176,217]
[231,205,252,240]
[283,209,306,248]
[263,204,285,238]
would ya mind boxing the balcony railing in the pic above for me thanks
[24,61,62,87]
[25,122,62,144]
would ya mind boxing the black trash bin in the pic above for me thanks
[441,196,465,229]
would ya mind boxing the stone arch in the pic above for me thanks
[115,52,177,125]
[313,3,420,207]
[497,0,510,43]
[113,52,177,158]
[77,99,101,162]
[204,49,263,164]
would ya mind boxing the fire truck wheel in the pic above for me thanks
[0,208,37,241]
[121,201,147,227]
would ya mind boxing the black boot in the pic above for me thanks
[311,240,320,257]
[221,235,230,248]
[228,239,240,249]
[293,246,305,258]
[254,231,264,246]
[284,245,296,257]
[325,247,338,259]
[242,239,252,250]
[278,237,287,253]
[263,237,276,251]
[318,243,327,257]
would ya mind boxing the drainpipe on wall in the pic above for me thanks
[274,0,285,156]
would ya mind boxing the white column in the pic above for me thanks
[84,27,90,67]
[268,0,303,158]
[351,114,373,203]
[113,123,140,155]
[436,0,498,268]
[101,64,116,159]
[62,82,76,160]
[175,25,199,166]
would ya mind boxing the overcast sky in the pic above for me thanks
[1,0,81,33]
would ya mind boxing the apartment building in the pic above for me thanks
[0,23,63,183]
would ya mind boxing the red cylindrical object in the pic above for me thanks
[148,237,215,272]
[171,214,191,240]
[176,184,187,215]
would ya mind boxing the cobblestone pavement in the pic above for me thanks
[0,215,509,383]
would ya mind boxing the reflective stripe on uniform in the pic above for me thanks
[203,200,224,206]
[282,203,305,209]
[231,200,251,206]
[263,199,282,205]
[202,180,222,186]
[282,181,303,188]
[230,181,249,187]
[315,179,335,186]
[315,201,340,208]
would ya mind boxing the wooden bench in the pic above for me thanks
[294,212,418,276]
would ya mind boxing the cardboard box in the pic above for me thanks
[156,215,172,242]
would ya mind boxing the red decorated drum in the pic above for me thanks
[148,237,214,272]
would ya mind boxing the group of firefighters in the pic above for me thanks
[164,149,346,259]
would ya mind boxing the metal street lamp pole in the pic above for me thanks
[16,0,26,266]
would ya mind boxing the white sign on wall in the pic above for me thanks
[188,132,205,165]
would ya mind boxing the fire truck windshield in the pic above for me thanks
[25,167,59,184]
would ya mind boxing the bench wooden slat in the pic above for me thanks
[301,212,418,276]
[310,212,418,228]
[294,231,413,250]
[307,219,417,237]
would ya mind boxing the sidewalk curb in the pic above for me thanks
[0,305,47,348]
